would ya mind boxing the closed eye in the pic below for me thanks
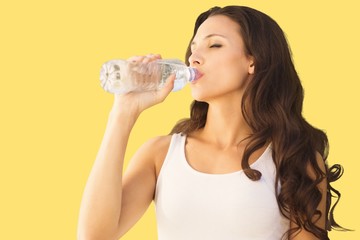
[210,44,222,48]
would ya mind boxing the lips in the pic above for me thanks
[193,68,204,81]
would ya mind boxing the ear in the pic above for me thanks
[248,57,255,75]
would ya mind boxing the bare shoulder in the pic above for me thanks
[135,135,173,178]
[140,135,172,156]
[118,135,173,238]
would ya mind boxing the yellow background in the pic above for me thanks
[0,0,358,239]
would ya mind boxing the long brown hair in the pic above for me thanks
[171,6,346,239]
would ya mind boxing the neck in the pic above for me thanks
[200,100,252,149]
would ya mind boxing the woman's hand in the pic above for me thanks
[111,54,176,117]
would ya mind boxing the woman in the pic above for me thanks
[78,6,345,240]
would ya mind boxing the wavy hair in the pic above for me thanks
[170,6,347,239]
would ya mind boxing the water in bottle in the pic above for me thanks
[100,59,199,94]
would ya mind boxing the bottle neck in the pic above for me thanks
[188,67,198,82]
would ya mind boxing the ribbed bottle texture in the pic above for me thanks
[100,59,197,94]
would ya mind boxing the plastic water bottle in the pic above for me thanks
[100,59,198,94]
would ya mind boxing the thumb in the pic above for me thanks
[156,74,176,102]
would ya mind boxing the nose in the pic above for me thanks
[188,51,203,67]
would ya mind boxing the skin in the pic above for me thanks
[77,15,327,240]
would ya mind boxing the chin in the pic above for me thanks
[190,89,207,102]
[190,90,215,103]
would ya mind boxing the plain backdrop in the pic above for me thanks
[0,0,359,239]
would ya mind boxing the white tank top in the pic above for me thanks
[155,133,289,240]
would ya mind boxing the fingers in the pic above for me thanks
[125,54,162,91]
[123,53,175,102]
[143,54,162,63]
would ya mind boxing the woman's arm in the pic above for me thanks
[77,106,138,240]
[77,55,175,240]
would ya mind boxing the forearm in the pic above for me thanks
[78,54,174,239]
[78,107,139,240]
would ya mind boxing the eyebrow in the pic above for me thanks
[191,33,227,46]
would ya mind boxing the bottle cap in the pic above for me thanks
[189,68,199,82]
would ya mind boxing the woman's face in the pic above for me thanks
[189,15,254,102]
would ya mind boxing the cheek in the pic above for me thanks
[190,55,250,101]
[216,61,249,90]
